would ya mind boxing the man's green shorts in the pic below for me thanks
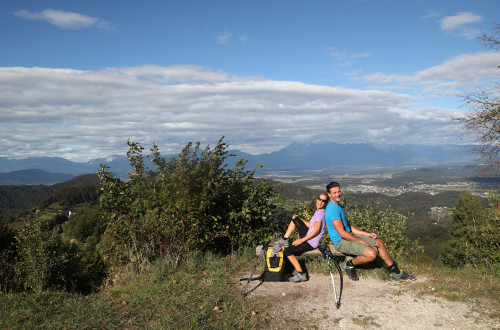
[335,234,378,256]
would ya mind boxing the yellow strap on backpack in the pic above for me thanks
[266,248,284,271]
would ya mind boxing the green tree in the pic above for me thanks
[441,193,500,267]
[98,137,279,271]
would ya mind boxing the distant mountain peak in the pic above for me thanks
[0,142,476,181]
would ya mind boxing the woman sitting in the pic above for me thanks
[277,193,328,282]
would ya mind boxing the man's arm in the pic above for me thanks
[332,220,371,246]
[350,225,377,239]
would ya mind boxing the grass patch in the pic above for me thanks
[417,263,499,303]
[0,248,268,329]
[405,260,500,322]
[352,315,381,327]
[1,248,498,328]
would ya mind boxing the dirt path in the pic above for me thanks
[238,273,500,329]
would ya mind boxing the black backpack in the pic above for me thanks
[240,242,290,296]
[263,246,288,282]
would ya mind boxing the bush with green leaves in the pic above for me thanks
[440,192,500,268]
[344,202,422,259]
[98,137,279,271]
[11,218,106,293]
[0,217,16,292]
[13,219,81,292]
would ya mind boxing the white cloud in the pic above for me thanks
[328,49,373,67]
[216,31,249,45]
[0,64,468,161]
[14,9,111,30]
[440,12,482,38]
[363,52,500,95]
[217,31,231,44]
[440,12,482,32]
[422,11,439,19]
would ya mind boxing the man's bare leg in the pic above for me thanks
[375,238,395,267]
[351,246,378,266]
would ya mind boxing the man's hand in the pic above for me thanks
[366,232,377,239]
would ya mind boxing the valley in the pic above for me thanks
[258,166,498,196]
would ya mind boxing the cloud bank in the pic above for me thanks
[1,52,499,161]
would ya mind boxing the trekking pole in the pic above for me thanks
[319,245,342,309]
[240,241,269,297]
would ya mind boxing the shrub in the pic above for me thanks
[12,218,106,293]
[98,137,279,271]
[14,219,81,292]
[345,202,422,259]
[0,218,16,292]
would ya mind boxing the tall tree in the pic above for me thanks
[440,193,500,268]
[454,24,500,170]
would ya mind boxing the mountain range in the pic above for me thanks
[0,143,476,184]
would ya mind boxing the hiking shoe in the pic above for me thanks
[289,272,308,282]
[341,261,359,281]
[275,237,289,248]
[390,271,416,282]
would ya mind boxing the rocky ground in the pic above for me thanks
[237,272,500,329]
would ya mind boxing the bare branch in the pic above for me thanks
[479,23,500,51]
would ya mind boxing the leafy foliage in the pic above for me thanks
[440,192,500,268]
[37,185,99,209]
[344,201,423,259]
[0,185,54,218]
[61,209,106,242]
[0,217,16,291]
[98,137,280,271]
[8,217,106,293]
[13,219,81,292]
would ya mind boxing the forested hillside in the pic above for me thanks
[0,166,493,261]
[0,173,468,259]
[0,174,99,219]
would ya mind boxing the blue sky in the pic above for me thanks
[1,0,499,162]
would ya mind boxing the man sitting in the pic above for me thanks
[325,181,416,282]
